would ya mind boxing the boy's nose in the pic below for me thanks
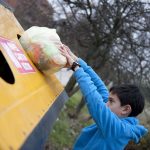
[106,102,110,107]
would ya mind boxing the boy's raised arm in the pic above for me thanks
[74,67,126,137]
[77,58,109,103]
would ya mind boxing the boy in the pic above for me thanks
[60,45,148,150]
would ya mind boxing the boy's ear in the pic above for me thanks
[121,105,132,116]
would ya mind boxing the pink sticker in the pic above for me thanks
[0,36,36,74]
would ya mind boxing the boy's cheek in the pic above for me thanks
[106,102,121,115]
[108,105,122,116]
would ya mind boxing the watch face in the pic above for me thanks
[74,62,78,65]
[71,62,80,71]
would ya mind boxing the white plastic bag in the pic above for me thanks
[19,26,67,74]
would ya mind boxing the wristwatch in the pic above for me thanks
[70,62,81,71]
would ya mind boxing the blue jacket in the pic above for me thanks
[73,58,148,150]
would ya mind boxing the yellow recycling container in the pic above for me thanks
[0,1,68,150]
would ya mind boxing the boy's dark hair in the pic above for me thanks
[109,84,145,117]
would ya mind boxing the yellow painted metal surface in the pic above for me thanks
[0,4,64,150]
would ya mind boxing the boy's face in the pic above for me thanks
[106,92,131,117]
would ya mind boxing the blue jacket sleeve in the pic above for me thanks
[77,58,109,103]
[74,68,126,138]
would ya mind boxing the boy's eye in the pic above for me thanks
[109,99,113,103]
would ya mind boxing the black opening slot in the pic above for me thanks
[17,34,21,39]
[0,50,15,84]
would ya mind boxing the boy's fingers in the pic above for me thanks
[63,45,68,49]
[60,52,66,57]
[64,46,70,52]
[62,44,70,51]
[59,46,65,50]
[60,50,66,55]
[59,46,68,53]
[59,48,66,54]
[60,51,70,59]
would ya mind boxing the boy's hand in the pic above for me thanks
[62,44,79,62]
[59,45,74,68]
